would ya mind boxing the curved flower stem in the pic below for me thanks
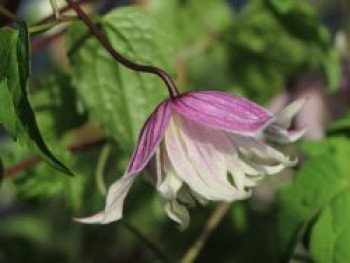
[180,202,231,263]
[66,0,179,98]
[95,143,112,196]
[122,221,171,263]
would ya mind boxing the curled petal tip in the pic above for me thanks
[275,98,307,129]
[73,211,105,224]
[269,128,306,144]
[287,128,306,142]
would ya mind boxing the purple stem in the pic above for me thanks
[66,0,179,98]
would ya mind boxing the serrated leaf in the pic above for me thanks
[278,137,350,259]
[68,8,174,151]
[0,22,71,175]
[310,191,350,263]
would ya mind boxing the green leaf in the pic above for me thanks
[0,22,71,175]
[321,48,341,92]
[30,70,87,139]
[269,0,293,13]
[278,137,350,259]
[310,191,350,263]
[327,112,350,133]
[68,8,175,151]
[149,0,232,49]
[0,158,3,180]
[267,0,341,91]
[0,216,52,245]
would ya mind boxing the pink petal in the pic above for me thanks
[127,100,173,174]
[75,100,172,224]
[173,91,274,136]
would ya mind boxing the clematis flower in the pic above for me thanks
[76,91,305,228]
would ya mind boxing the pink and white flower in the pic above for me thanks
[76,91,305,228]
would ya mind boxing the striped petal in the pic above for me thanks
[75,100,172,224]
[165,113,250,201]
[173,91,274,136]
[127,100,172,174]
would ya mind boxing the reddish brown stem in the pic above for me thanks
[4,139,105,177]
[66,0,179,98]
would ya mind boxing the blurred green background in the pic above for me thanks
[1,0,350,262]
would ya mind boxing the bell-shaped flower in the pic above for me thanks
[76,91,305,228]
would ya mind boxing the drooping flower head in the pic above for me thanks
[77,91,305,228]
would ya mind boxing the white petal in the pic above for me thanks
[180,117,238,194]
[156,143,183,200]
[164,199,190,230]
[75,175,135,224]
[265,125,306,144]
[230,134,295,166]
[165,114,235,201]
[158,172,183,200]
[102,175,135,224]
[242,158,285,176]
[74,211,105,224]
[275,98,306,129]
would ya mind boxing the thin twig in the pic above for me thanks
[180,202,231,263]
[4,139,105,177]
[66,0,179,98]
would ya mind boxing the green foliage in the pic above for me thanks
[0,0,346,262]
[269,0,293,13]
[267,0,341,91]
[0,158,3,179]
[150,0,232,48]
[68,7,174,151]
[30,70,87,139]
[278,137,350,261]
[0,22,71,175]
[328,112,350,133]
[310,191,350,263]
[223,0,340,102]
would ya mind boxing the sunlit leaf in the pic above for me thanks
[278,137,350,260]
[68,8,175,151]
[310,191,350,263]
